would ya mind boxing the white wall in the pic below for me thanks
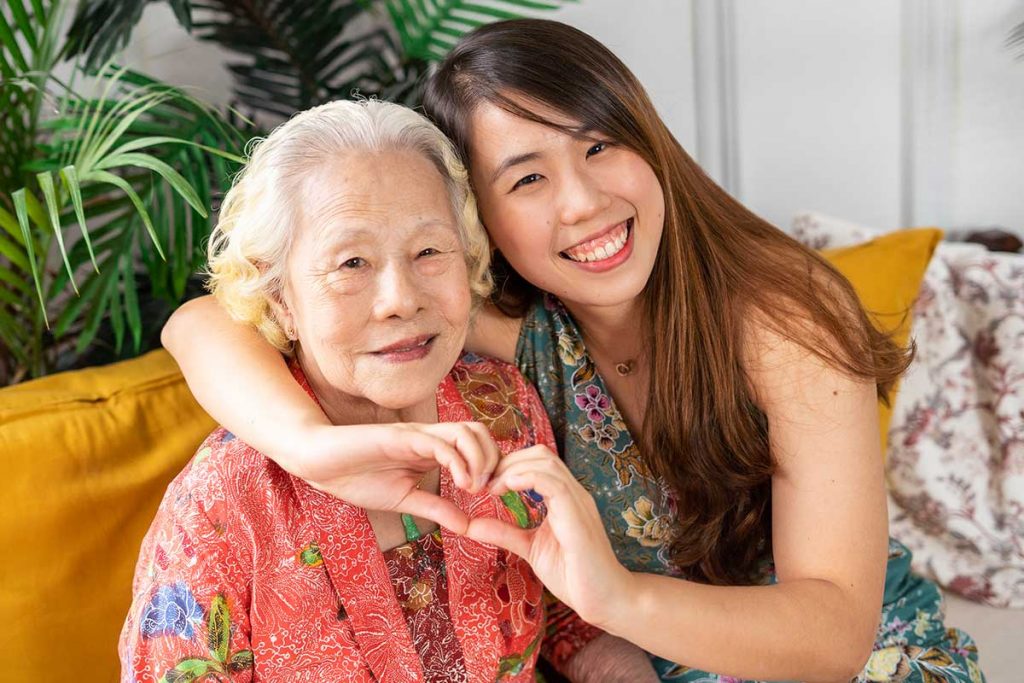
[734,0,904,229]
[123,0,1024,236]
[952,1,1024,232]
[119,4,234,110]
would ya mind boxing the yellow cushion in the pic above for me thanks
[0,350,216,681]
[821,227,943,452]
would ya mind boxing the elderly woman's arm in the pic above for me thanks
[162,296,500,532]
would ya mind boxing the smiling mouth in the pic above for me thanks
[559,218,633,263]
[371,334,437,356]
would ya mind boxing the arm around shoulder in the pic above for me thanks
[161,295,330,468]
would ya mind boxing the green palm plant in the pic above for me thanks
[384,0,573,61]
[64,0,576,121]
[1,1,245,383]
[67,0,425,119]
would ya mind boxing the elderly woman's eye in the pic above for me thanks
[418,248,441,257]
[341,257,366,269]
[511,173,542,191]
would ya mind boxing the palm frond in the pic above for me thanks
[63,0,193,70]
[0,0,67,201]
[186,0,407,121]
[3,64,244,377]
[0,1,64,380]
[385,0,576,62]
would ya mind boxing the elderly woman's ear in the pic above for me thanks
[265,285,297,342]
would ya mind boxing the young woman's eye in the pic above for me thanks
[341,257,366,269]
[511,173,542,191]
[586,141,608,158]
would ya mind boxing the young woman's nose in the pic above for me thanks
[557,169,611,226]
[372,262,423,320]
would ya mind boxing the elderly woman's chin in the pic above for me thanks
[354,337,462,411]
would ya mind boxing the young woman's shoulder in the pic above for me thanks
[740,309,882,466]
[464,302,524,363]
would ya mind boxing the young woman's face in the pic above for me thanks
[468,99,665,310]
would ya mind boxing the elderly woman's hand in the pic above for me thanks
[464,445,634,627]
[298,421,501,534]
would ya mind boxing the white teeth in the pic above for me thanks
[564,222,630,263]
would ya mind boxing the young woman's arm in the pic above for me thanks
[162,296,324,463]
[470,324,888,683]
[463,301,523,363]
[161,295,518,531]
[164,298,521,443]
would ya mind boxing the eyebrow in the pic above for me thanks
[313,219,456,249]
[489,151,541,186]
[313,226,370,252]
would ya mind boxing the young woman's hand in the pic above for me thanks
[464,445,633,627]
[297,421,501,534]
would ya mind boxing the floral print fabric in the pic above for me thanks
[384,530,468,682]
[120,355,551,682]
[515,294,985,682]
[793,212,1024,608]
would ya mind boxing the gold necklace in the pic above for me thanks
[578,324,639,377]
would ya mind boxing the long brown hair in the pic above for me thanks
[423,19,912,585]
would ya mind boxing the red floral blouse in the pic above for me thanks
[119,354,592,682]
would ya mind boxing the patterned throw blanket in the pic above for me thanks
[792,212,1024,608]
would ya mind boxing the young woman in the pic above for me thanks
[162,20,984,683]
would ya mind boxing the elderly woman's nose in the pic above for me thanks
[372,262,424,319]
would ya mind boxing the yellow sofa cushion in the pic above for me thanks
[0,349,216,681]
[821,227,943,451]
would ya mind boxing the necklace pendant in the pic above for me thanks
[614,360,634,376]
[401,513,422,542]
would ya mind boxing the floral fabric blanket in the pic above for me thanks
[792,212,1024,607]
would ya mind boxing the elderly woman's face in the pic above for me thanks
[278,149,471,412]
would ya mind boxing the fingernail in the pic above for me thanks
[475,475,488,491]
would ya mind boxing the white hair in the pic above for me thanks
[206,99,492,352]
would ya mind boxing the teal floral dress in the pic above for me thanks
[516,294,985,683]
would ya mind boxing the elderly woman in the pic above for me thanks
[119,100,568,682]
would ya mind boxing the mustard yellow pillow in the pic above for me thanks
[0,350,216,681]
[821,227,943,452]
